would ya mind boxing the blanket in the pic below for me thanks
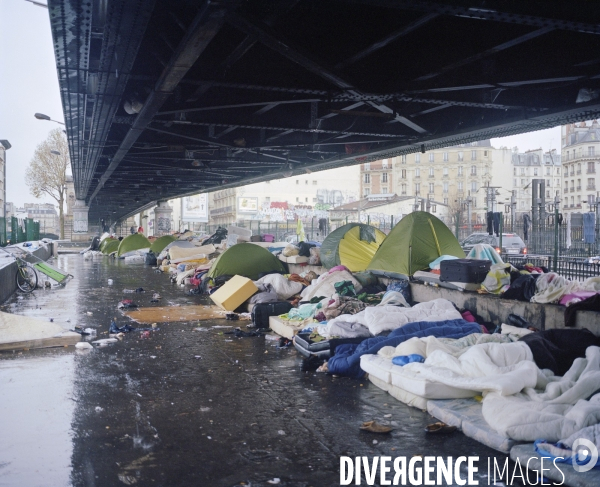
[327,318,481,378]
[326,298,461,336]
[255,274,303,300]
[300,270,362,300]
[482,346,600,442]
[519,328,600,376]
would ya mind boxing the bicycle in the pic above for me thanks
[16,258,38,293]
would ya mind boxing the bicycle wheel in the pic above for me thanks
[16,265,38,293]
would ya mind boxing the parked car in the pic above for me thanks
[461,232,527,255]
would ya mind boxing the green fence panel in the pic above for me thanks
[33,221,40,241]
[0,217,6,246]
[26,218,35,241]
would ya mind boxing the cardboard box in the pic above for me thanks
[210,275,258,311]
[269,316,306,340]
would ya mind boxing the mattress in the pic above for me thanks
[428,398,521,453]
[413,270,481,292]
[361,354,477,399]
[268,316,307,340]
[368,374,428,411]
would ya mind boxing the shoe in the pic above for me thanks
[425,422,457,434]
[360,421,393,433]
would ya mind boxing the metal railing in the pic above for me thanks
[8,217,40,244]
[503,255,600,281]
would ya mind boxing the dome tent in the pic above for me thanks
[102,239,120,255]
[149,235,177,255]
[117,233,151,257]
[367,212,465,278]
[208,243,286,281]
[99,237,118,253]
[320,223,386,272]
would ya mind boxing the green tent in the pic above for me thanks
[102,239,120,255]
[99,237,117,253]
[320,223,386,271]
[367,211,465,278]
[117,233,151,257]
[150,235,177,255]
[208,243,286,281]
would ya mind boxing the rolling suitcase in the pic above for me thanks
[439,259,491,284]
[251,301,293,328]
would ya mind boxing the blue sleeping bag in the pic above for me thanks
[327,319,481,378]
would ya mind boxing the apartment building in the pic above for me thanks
[361,140,513,224]
[561,121,600,214]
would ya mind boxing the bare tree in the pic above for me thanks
[25,129,70,239]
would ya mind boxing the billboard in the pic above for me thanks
[182,194,208,222]
[238,196,258,213]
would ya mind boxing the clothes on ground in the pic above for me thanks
[564,294,600,328]
[327,321,372,339]
[391,354,425,366]
[502,274,539,301]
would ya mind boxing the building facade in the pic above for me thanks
[561,121,600,214]
[23,203,59,235]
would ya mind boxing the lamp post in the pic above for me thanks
[34,113,65,125]
[0,140,11,244]
[583,194,600,256]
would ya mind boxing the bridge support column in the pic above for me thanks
[153,201,173,236]
[72,199,91,242]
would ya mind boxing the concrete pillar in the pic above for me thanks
[153,201,173,236]
[72,199,90,242]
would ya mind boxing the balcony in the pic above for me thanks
[576,204,582,208]
[577,170,582,175]
[570,204,574,208]
[577,186,582,190]
[587,185,597,190]
[587,169,596,174]
[570,188,575,192]
[564,205,569,209]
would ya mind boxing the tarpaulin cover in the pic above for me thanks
[149,235,176,255]
[117,233,151,257]
[320,223,386,272]
[367,212,464,277]
[208,242,286,281]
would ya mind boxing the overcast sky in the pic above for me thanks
[0,0,562,208]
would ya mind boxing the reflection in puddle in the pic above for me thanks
[0,353,75,487]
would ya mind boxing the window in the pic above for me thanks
[546,167,551,175]
[458,166,463,176]
[471,181,478,192]
[382,172,388,183]
[471,165,477,176]
[484,150,488,157]
[401,155,407,164]
[443,152,448,161]
[429,167,434,177]
[458,181,463,191]
[534,168,538,176]
[415,168,420,177]
[588,178,596,190]
[305,197,308,202]
[401,183,407,195]
[265,197,270,203]
[382,187,388,193]
[364,162,370,170]
[296,197,300,202]
[401,169,407,179]
[588,161,596,174]
[443,182,449,193]
[513,168,516,176]
[382,159,388,169]
[364,188,370,196]
[471,150,477,160]
[415,153,421,163]
[521,168,525,175]
[443,167,448,176]
[443,198,448,205]
[578,163,581,174]
[589,147,595,157]
[429,153,434,162]
[312,180,317,185]
[305,180,308,185]
[313,197,317,202]
[458,151,464,161]
[296,180,299,184]
[364,173,370,183]
[429,183,434,193]
[415,183,420,195]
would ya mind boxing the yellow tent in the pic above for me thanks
[320,223,386,272]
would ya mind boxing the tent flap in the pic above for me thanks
[208,243,286,281]
[321,223,386,272]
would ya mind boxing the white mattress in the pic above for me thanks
[413,270,481,292]
[428,399,521,453]
[268,316,306,340]
[368,374,428,411]
[361,354,477,399]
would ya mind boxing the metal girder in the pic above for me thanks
[226,13,429,133]
[157,98,321,115]
[415,27,554,81]
[335,13,439,69]
[88,5,228,203]
[345,0,600,35]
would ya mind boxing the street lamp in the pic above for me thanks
[0,140,10,244]
[34,113,65,125]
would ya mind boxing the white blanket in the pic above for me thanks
[300,270,362,300]
[326,298,461,336]
[399,341,540,396]
[254,274,303,300]
[482,346,600,442]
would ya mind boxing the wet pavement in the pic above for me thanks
[0,254,523,487]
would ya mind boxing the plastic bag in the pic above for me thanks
[386,279,411,304]
[309,247,321,265]
[283,244,299,257]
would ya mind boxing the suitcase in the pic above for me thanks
[439,258,491,284]
[293,333,368,359]
[250,235,263,242]
[251,301,293,328]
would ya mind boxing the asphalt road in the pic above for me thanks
[0,254,530,487]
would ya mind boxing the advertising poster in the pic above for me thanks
[238,196,258,213]
[182,193,208,222]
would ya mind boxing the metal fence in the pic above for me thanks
[0,217,6,246]
[8,217,40,244]
[503,255,600,281]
